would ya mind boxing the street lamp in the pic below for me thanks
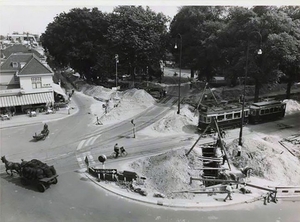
[174,34,182,114]
[115,54,119,88]
[238,31,262,146]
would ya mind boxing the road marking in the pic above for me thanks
[85,137,95,146]
[89,134,101,145]
[76,157,85,168]
[77,140,86,151]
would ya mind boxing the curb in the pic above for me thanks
[83,172,263,209]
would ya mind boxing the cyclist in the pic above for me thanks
[114,143,120,158]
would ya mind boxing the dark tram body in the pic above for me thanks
[198,99,286,132]
[248,100,286,124]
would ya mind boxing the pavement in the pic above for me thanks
[0,94,273,209]
[0,99,78,129]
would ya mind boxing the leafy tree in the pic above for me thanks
[41,8,110,81]
[219,6,300,101]
[169,6,227,80]
[106,6,169,81]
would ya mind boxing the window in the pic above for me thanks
[207,117,211,123]
[217,115,225,121]
[270,107,274,113]
[265,109,270,114]
[245,110,249,117]
[31,77,42,89]
[226,113,233,120]
[234,112,241,118]
[260,109,265,115]
[274,107,278,112]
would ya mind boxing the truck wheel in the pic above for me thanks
[37,183,46,192]
[52,177,58,184]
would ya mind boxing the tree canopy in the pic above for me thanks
[41,5,300,99]
[41,6,169,82]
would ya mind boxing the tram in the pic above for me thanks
[248,100,286,124]
[198,99,286,132]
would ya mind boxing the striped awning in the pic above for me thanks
[0,92,54,108]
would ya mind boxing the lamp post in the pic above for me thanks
[115,54,119,88]
[238,31,262,146]
[174,34,182,114]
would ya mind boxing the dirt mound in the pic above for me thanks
[150,105,198,135]
[284,99,300,115]
[227,135,300,185]
[129,149,203,199]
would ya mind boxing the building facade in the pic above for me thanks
[0,52,66,114]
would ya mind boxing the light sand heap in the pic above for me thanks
[284,99,300,115]
[228,135,300,185]
[130,149,204,199]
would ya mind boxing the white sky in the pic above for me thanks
[0,0,298,36]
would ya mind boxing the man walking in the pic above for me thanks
[224,183,233,202]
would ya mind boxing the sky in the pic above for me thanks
[0,0,299,36]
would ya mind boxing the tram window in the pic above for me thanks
[270,107,274,113]
[265,109,270,114]
[226,114,233,119]
[245,110,249,117]
[260,110,265,115]
[203,117,207,123]
[274,107,278,112]
[217,115,224,121]
[207,117,211,123]
[234,112,241,118]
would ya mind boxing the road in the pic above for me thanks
[1,74,299,222]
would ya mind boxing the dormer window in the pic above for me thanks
[11,62,18,68]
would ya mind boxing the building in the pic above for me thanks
[0,52,67,114]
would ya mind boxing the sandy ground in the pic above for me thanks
[79,83,300,198]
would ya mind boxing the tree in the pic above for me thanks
[169,6,227,80]
[106,6,169,81]
[219,6,300,101]
[41,8,110,81]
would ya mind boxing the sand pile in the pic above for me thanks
[143,105,198,136]
[284,99,300,115]
[81,84,115,101]
[129,149,203,199]
[227,134,300,185]
[84,87,155,124]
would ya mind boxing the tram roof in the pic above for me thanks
[251,100,283,107]
[199,102,247,115]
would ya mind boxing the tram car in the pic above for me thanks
[198,99,286,132]
[198,102,249,132]
[248,100,286,124]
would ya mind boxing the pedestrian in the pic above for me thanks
[224,183,233,202]
[222,153,227,165]
[67,106,70,115]
[236,145,242,157]
[114,143,120,158]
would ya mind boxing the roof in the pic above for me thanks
[251,100,284,108]
[1,44,43,59]
[0,53,53,76]
[0,91,54,108]
[199,102,247,115]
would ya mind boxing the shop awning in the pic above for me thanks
[52,83,68,99]
[0,92,54,108]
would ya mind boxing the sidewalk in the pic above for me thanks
[82,167,266,209]
[0,99,78,129]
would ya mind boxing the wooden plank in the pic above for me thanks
[279,141,296,156]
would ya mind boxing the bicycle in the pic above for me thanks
[111,147,128,158]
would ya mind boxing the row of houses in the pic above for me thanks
[0,44,67,115]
